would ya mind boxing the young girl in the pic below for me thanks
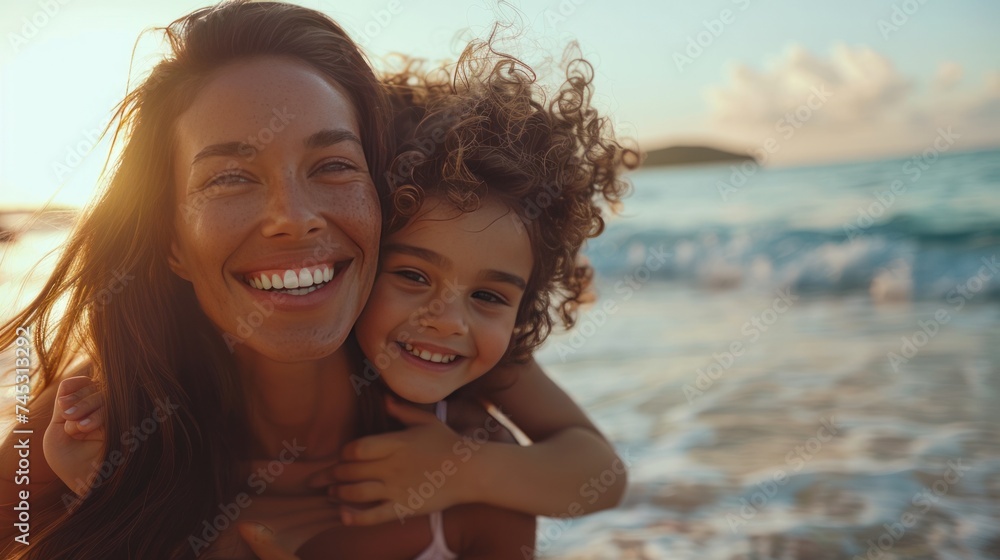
[47,40,637,558]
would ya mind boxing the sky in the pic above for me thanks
[1,0,998,208]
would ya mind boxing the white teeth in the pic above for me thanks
[246,267,334,293]
[285,285,319,296]
[298,268,313,287]
[401,343,457,363]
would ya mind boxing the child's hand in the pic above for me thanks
[237,523,303,560]
[310,397,471,526]
[42,376,106,496]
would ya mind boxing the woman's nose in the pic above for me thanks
[260,173,325,238]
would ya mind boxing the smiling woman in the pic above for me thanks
[0,2,395,558]
[168,56,381,362]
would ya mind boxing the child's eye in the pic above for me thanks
[473,290,508,305]
[393,270,429,285]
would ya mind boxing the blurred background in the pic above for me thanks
[2,1,999,558]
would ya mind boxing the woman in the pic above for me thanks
[0,2,535,557]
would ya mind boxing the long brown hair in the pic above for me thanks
[0,2,392,558]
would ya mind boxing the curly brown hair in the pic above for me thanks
[380,38,638,364]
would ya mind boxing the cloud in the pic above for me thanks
[704,44,1000,163]
[934,61,963,91]
[708,44,911,129]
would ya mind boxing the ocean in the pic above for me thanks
[535,148,1000,559]
[2,149,999,558]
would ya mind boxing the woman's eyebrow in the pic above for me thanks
[192,141,254,164]
[305,128,362,149]
[190,128,361,165]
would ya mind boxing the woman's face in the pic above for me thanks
[169,56,380,361]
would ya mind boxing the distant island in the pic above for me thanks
[0,206,78,242]
[642,145,755,167]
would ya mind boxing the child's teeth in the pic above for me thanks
[400,343,457,363]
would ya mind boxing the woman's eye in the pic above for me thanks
[315,160,355,174]
[394,270,429,285]
[473,290,508,305]
[205,173,251,189]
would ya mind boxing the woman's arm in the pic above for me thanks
[465,357,629,517]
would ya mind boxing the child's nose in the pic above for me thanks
[418,297,469,337]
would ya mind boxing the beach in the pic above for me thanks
[3,149,999,558]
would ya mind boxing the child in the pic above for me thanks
[293,43,638,555]
[47,41,637,558]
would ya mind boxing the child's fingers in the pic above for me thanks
[304,466,336,489]
[339,435,400,462]
[340,502,400,527]
[333,460,387,483]
[55,376,98,408]
[60,390,103,420]
[64,408,105,438]
[237,523,302,560]
[330,481,386,504]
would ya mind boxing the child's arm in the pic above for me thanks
[42,375,106,496]
[325,358,627,524]
[468,357,628,517]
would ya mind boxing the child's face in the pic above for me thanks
[355,195,533,403]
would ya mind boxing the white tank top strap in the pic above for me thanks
[413,400,457,560]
